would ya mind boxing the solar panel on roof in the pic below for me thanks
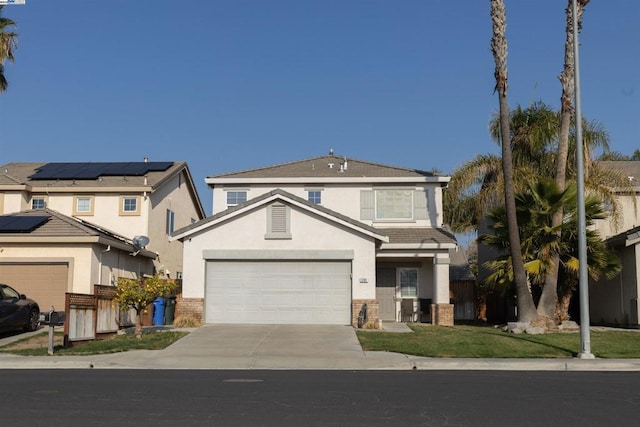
[0,215,50,233]
[28,162,174,180]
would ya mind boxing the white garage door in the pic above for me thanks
[205,261,352,325]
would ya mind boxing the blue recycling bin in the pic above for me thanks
[153,297,165,326]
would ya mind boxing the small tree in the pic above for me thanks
[115,275,177,338]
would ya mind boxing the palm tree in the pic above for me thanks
[445,102,624,234]
[444,101,630,322]
[480,178,621,322]
[490,0,536,323]
[540,0,592,320]
[0,5,18,93]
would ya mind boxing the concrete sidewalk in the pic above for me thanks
[1,324,640,371]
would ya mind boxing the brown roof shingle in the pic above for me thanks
[209,154,442,179]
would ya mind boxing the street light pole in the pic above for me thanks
[573,0,594,359]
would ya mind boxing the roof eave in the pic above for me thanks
[206,176,450,187]
[379,242,458,250]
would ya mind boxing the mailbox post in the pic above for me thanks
[39,307,66,355]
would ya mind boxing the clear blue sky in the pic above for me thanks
[1,1,638,214]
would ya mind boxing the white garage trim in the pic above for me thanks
[203,249,354,260]
[205,260,352,325]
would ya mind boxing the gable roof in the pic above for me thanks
[0,209,156,258]
[171,188,388,243]
[206,154,450,185]
[0,161,205,219]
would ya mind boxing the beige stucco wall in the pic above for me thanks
[29,192,149,237]
[1,191,28,213]
[0,243,153,295]
[212,183,444,228]
[149,172,202,278]
[3,170,202,280]
[93,246,154,286]
[593,192,640,239]
[181,202,378,300]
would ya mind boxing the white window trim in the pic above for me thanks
[166,209,175,235]
[399,267,418,298]
[307,190,322,205]
[31,196,48,210]
[374,189,414,221]
[225,190,248,207]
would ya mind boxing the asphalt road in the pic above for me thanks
[3,370,639,426]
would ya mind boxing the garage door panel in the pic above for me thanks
[0,263,68,311]
[206,261,351,325]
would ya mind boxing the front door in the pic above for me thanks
[376,267,397,321]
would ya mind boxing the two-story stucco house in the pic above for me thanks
[590,161,640,326]
[172,153,457,326]
[0,161,205,310]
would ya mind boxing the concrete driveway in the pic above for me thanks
[154,324,377,369]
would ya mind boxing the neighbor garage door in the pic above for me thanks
[205,260,352,325]
[0,263,69,311]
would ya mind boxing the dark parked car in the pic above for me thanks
[0,284,40,332]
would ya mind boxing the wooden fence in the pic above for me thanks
[62,281,180,346]
[63,285,141,346]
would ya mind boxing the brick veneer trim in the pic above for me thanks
[431,303,454,326]
[176,297,204,323]
[352,299,379,327]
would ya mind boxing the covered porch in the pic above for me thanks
[374,228,457,326]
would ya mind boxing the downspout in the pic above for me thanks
[99,245,111,285]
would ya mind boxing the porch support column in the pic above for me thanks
[432,253,454,326]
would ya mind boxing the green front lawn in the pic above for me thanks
[0,330,188,356]
[356,324,640,358]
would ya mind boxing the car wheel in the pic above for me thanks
[25,309,39,332]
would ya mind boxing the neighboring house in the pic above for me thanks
[0,161,205,281]
[0,209,156,311]
[172,153,457,326]
[476,161,640,326]
[593,161,640,239]
[590,161,640,327]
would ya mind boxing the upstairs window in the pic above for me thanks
[360,189,428,221]
[120,196,140,216]
[307,191,322,205]
[226,191,247,207]
[166,209,175,235]
[74,196,94,216]
[31,197,46,209]
[375,190,413,220]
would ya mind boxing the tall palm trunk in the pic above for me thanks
[491,0,537,323]
[538,0,588,321]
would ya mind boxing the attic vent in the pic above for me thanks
[271,204,287,233]
[328,163,334,169]
[265,203,291,239]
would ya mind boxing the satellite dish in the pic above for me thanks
[132,235,150,255]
